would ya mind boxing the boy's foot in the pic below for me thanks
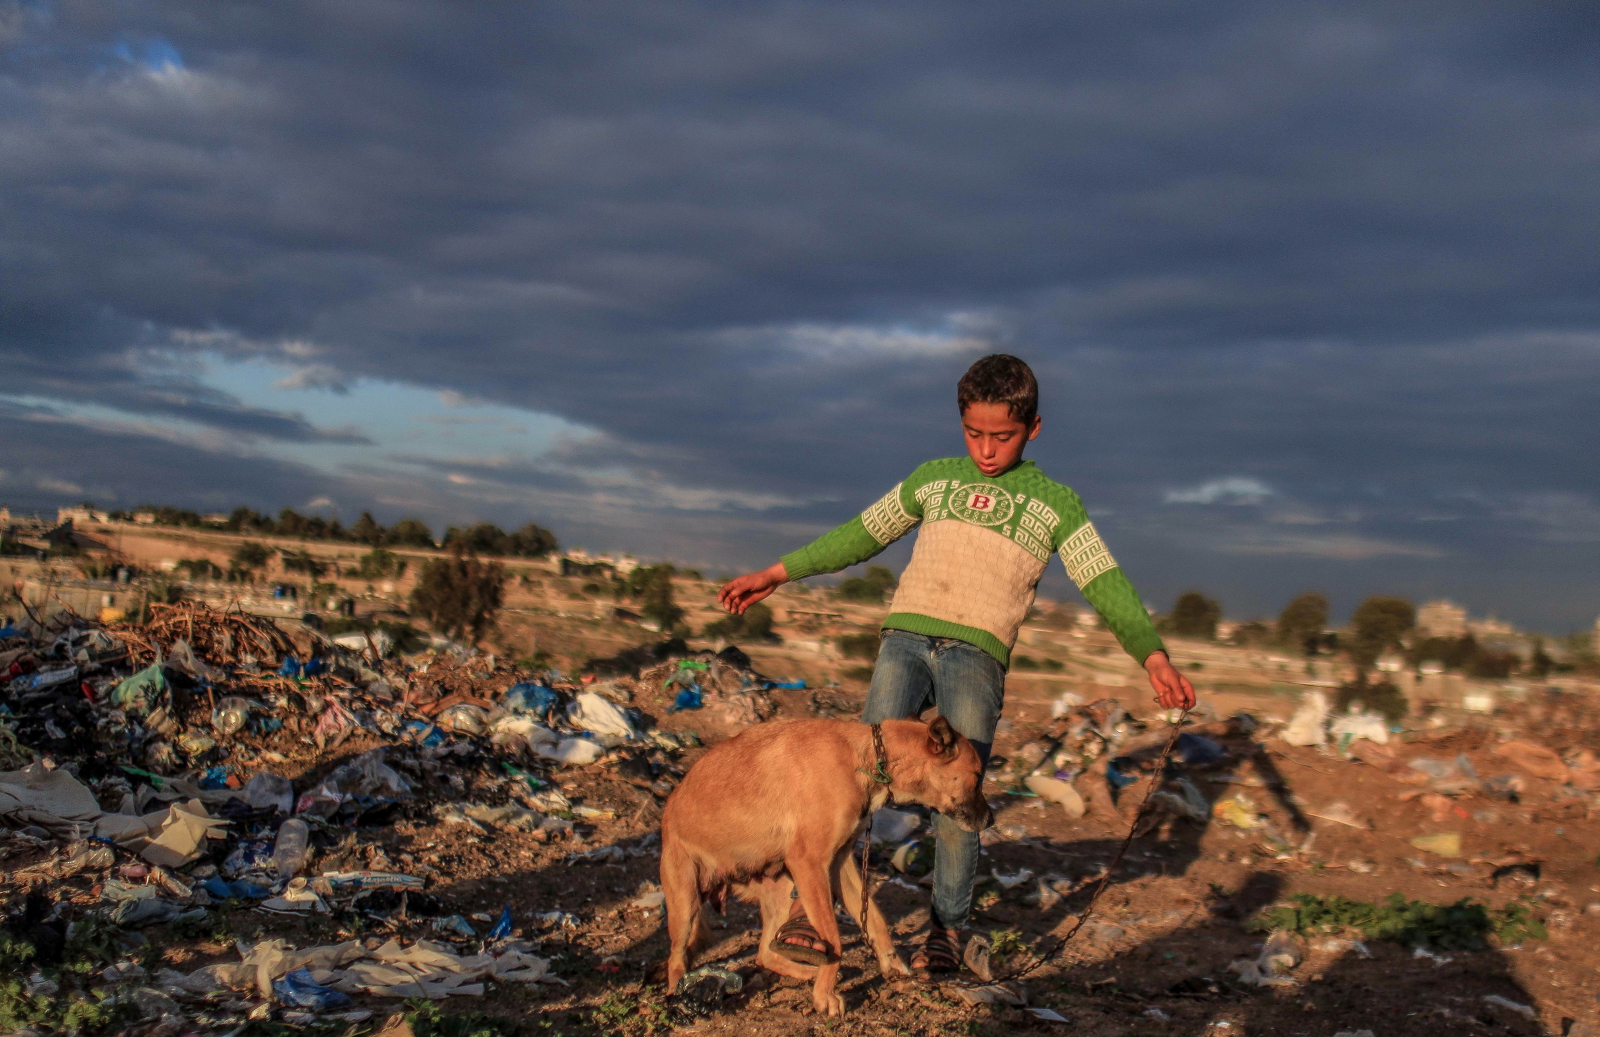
[911,926,963,973]
[770,913,839,966]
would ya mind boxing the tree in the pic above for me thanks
[230,541,272,572]
[1168,591,1221,639]
[279,549,328,578]
[409,551,507,643]
[442,521,559,558]
[385,518,436,548]
[354,548,407,580]
[1348,596,1415,674]
[1529,637,1554,679]
[1276,593,1329,655]
[349,512,385,545]
[625,565,685,632]
[508,523,559,558]
[836,565,898,603]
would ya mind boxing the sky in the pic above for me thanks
[2,1,1598,632]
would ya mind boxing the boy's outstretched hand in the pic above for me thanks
[1144,651,1197,710]
[717,561,789,615]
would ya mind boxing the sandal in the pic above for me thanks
[911,927,962,973]
[769,915,840,966]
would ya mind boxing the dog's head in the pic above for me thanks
[898,716,992,832]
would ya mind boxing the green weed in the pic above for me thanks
[405,996,517,1037]
[1255,892,1548,950]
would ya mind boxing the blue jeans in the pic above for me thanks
[862,630,1005,930]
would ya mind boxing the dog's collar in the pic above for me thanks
[859,722,892,788]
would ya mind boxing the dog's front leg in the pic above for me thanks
[835,851,911,979]
[789,850,846,1016]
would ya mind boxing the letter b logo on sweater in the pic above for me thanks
[949,483,1013,526]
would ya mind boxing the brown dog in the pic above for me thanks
[659,716,991,1016]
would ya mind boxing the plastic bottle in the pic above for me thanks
[272,818,311,880]
[211,696,252,738]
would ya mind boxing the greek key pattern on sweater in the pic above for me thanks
[861,482,917,545]
[1060,521,1117,588]
[779,457,1163,666]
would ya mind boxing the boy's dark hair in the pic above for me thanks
[957,354,1038,425]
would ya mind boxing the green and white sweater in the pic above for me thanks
[781,457,1164,668]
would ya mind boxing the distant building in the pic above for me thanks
[131,510,158,524]
[1416,600,1467,639]
[560,548,639,576]
[57,506,108,525]
[1467,615,1515,638]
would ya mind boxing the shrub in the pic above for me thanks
[1165,591,1221,639]
[836,632,880,659]
[409,551,507,643]
[1335,675,1408,723]
[702,603,778,643]
[354,547,407,580]
[835,565,897,603]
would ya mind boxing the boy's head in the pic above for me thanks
[957,354,1040,477]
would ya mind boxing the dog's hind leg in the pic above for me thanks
[752,876,818,982]
[835,851,911,979]
[660,840,702,993]
[788,848,847,1016]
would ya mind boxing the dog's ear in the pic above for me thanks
[925,715,960,759]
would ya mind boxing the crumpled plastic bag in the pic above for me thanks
[535,737,606,766]
[502,683,560,719]
[436,704,490,736]
[567,693,638,744]
[1231,930,1302,986]
[97,798,229,867]
[1329,711,1389,749]
[109,664,166,715]
[166,639,222,682]
[1281,692,1327,747]
[869,808,922,844]
[243,772,295,814]
[0,762,103,834]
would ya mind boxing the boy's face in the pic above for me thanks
[961,402,1040,477]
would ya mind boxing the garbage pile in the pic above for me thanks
[0,601,787,1033]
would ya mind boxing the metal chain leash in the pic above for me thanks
[853,710,1189,985]
[976,707,1191,985]
[859,723,892,931]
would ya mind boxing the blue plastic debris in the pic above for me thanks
[488,903,514,941]
[273,968,352,1010]
[201,876,272,900]
[668,687,703,713]
[277,655,327,679]
[198,766,232,791]
[1106,757,1139,789]
[502,682,560,720]
[432,915,478,938]
[765,679,806,690]
[1176,733,1226,767]
[405,720,447,747]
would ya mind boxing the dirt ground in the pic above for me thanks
[128,673,1590,1037]
[5,549,1600,1037]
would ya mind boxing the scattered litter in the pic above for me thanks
[1481,994,1537,1020]
[1281,691,1328,747]
[1409,832,1463,858]
[870,807,923,844]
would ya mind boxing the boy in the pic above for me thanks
[718,354,1195,973]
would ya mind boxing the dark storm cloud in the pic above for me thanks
[2,1,1598,628]
[0,411,347,514]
